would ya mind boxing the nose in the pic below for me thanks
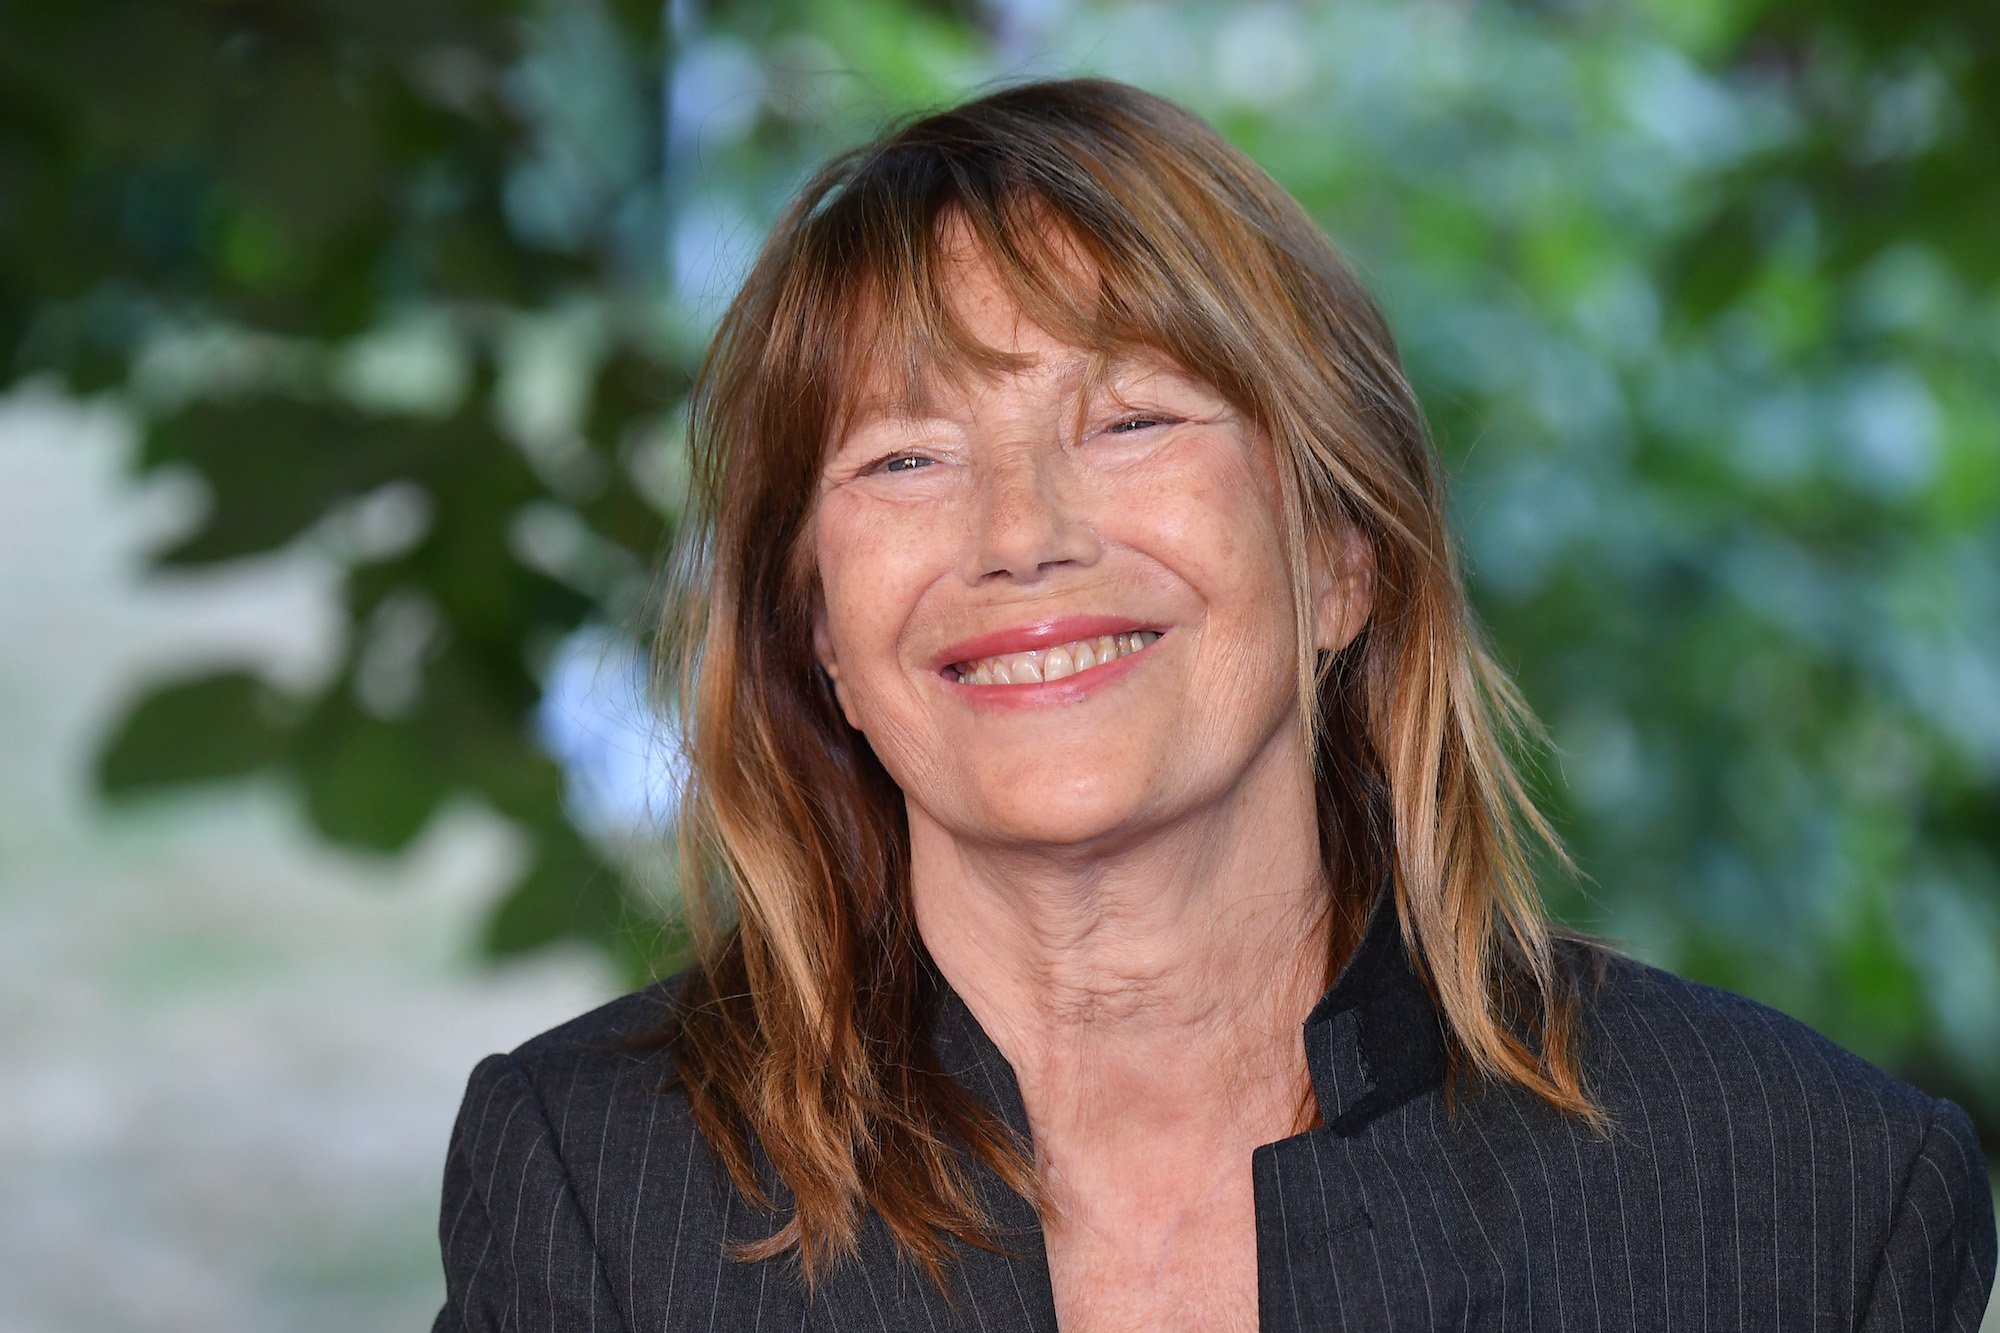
[961,447,1101,585]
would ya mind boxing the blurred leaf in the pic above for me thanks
[96,670,291,794]
[1660,199,1766,326]
[142,397,441,563]
[294,690,455,852]
[483,819,634,957]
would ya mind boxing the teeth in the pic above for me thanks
[952,629,1162,685]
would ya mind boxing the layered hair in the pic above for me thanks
[648,76,1598,1287]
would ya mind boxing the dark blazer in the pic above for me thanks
[431,888,1997,1330]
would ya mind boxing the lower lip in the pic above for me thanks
[940,634,1163,710]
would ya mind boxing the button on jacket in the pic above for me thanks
[432,887,1997,1330]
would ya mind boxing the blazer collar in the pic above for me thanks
[925,873,1448,1141]
[1302,874,1449,1134]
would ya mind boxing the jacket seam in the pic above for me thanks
[502,1050,636,1333]
[448,1086,504,1333]
[1850,1094,1944,1329]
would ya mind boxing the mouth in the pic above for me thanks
[945,629,1165,686]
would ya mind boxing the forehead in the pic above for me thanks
[932,232,1056,352]
[841,347,1133,427]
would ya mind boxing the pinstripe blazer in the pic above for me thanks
[432,886,1997,1331]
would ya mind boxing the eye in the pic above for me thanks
[1105,413,1176,435]
[871,454,933,475]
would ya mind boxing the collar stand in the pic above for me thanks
[1301,875,1449,1135]
[924,874,1450,1140]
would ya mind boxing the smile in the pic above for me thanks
[949,630,1163,685]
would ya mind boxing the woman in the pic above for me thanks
[432,78,1995,1331]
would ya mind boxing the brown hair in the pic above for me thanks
[648,75,1599,1289]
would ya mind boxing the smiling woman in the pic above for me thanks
[430,78,1995,1331]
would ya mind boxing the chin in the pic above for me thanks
[965,781,1157,850]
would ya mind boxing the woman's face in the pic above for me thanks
[810,240,1371,853]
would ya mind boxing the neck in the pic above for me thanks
[909,730,1333,1159]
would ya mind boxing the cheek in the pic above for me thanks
[1119,446,1295,639]
[813,500,938,679]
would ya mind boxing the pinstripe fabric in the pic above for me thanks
[433,890,1997,1330]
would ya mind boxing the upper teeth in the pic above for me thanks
[953,631,1162,685]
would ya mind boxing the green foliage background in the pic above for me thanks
[5,0,1995,1147]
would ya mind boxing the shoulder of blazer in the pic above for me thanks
[488,969,730,1222]
[1570,945,1991,1251]
[503,966,702,1115]
[511,969,693,1066]
[437,972,807,1331]
[1569,942,1937,1140]
[1553,942,1997,1320]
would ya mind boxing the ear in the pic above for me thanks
[1309,517,1375,656]
[811,598,862,730]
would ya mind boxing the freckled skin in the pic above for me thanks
[811,228,1373,1332]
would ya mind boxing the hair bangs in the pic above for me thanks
[802,165,1223,466]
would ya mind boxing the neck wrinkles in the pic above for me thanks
[909,770,1337,1148]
